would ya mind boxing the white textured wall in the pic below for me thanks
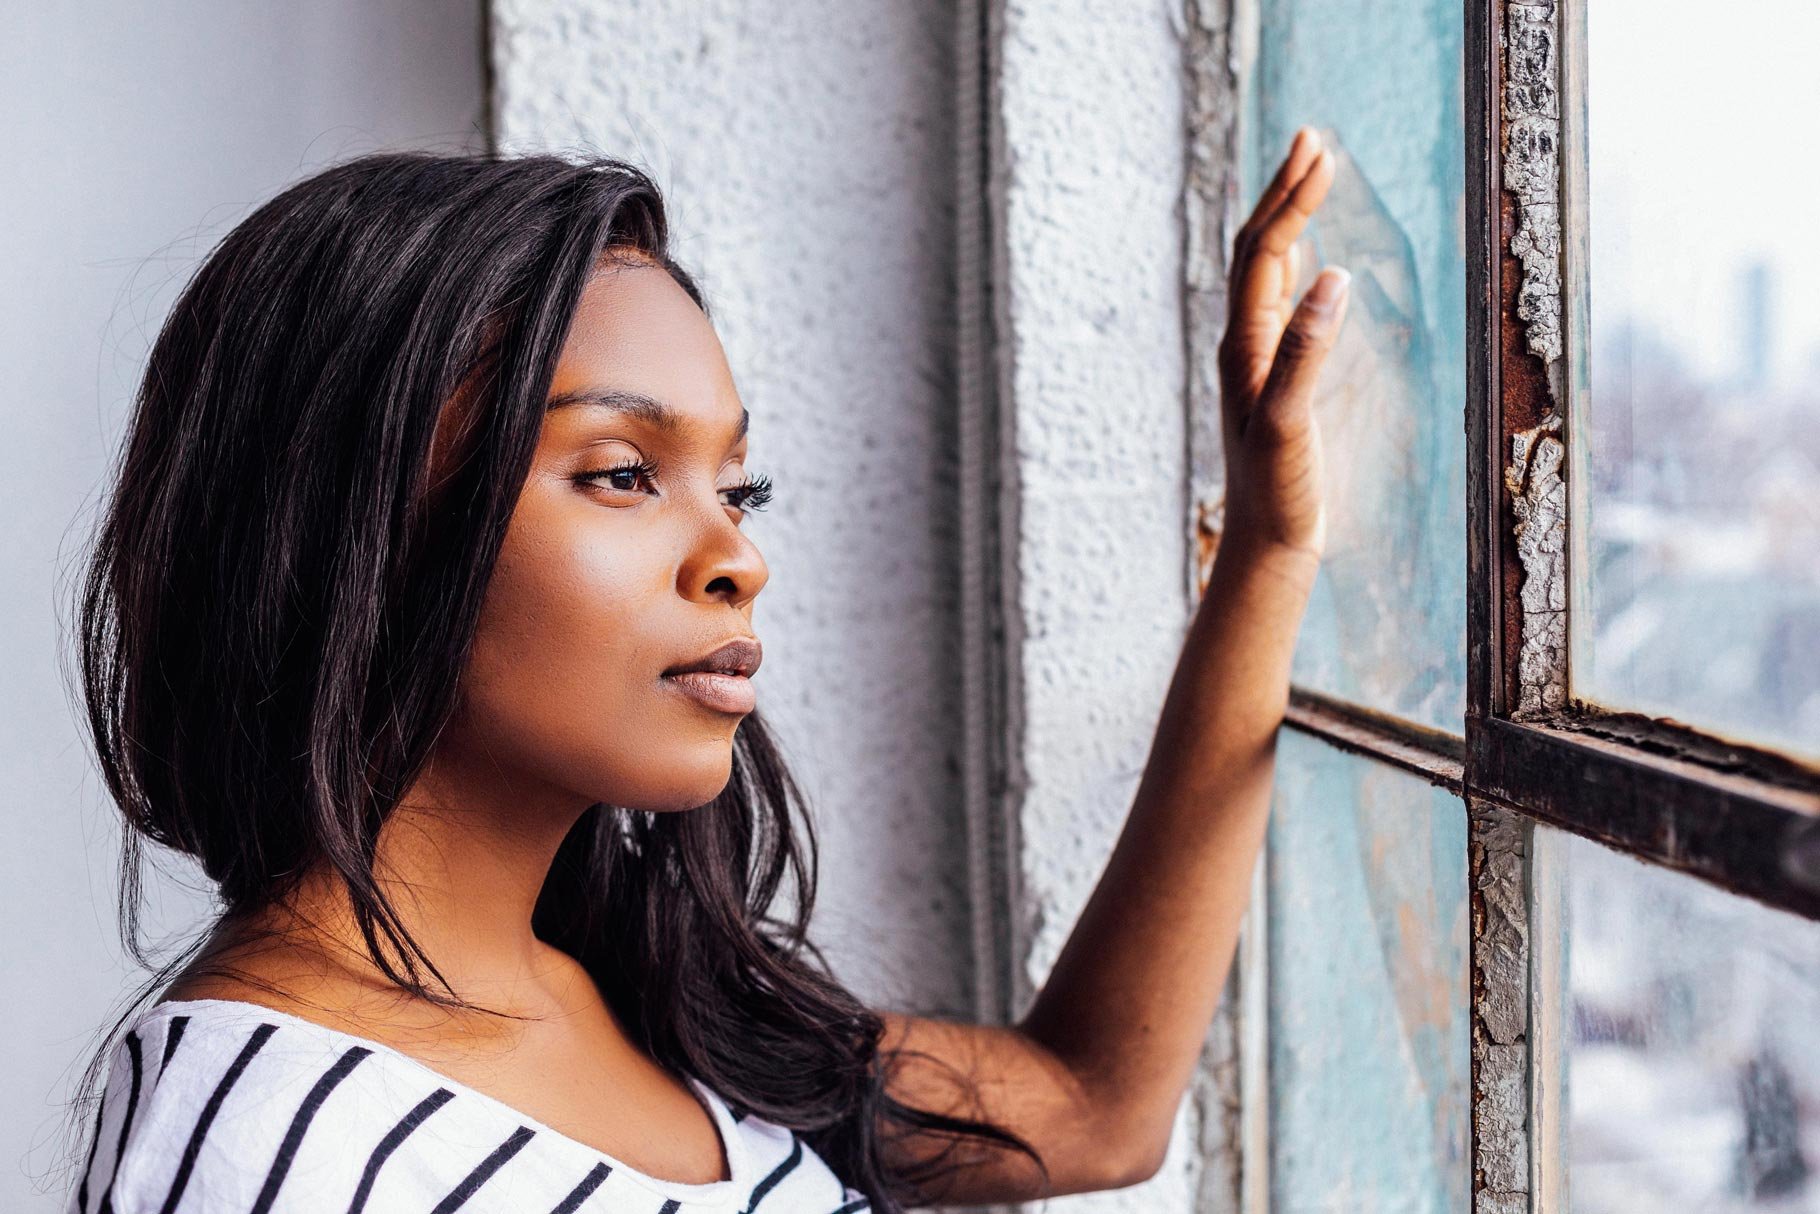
[491,0,977,1014]
[1,6,485,1210]
[992,1,1193,1001]
[989,4,1207,1212]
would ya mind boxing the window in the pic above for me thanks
[1546,828,1820,1211]
[1570,0,1820,758]
[1208,0,1820,1210]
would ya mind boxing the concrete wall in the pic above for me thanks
[987,4,1215,1213]
[1,6,485,1209]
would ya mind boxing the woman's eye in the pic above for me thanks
[573,460,771,514]
[575,458,658,495]
[721,472,774,515]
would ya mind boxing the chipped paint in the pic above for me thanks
[1470,803,1531,1214]
[1186,0,1243,608]
[1504,416,1567,718]
[1195,496,1226,595]
[1184,4,1250,1209]
[1501,0,1563,389]
[956,0,1028,1038]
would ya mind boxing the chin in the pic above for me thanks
[617,742,738,814]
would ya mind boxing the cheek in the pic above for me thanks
[475,507,658,679]
[451,497,734,809]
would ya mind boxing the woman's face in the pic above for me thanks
[446,252,770,815]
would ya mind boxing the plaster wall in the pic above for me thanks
[987,4,1207,1211]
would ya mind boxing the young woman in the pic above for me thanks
[65,127,1343,1214]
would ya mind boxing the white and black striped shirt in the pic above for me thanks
[69,998,871,1214]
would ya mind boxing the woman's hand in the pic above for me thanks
[1215,127,1347,569]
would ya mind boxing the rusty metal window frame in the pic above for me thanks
[1263,3,1820,1209]
[1205,2,1820,1209]
[1468,0,1820,920]
[1277,0,1820,925]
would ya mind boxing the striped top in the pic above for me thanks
[69,998,871,1214]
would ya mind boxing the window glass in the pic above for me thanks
[1573,0,1820,755]
[1244,0,1467,734]
[1546,829,1820,1211]
[1268,731,1469,1212]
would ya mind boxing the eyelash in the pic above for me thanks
[575,458,774,514]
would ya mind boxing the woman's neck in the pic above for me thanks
[166,760,604,1035]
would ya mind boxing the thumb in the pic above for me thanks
[1254,266,1350,436]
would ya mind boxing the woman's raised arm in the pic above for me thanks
[875,126,1348,1205]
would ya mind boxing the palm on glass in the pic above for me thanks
[1215,127,1347,565]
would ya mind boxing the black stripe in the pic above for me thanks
[156,1021,278,1214]
[248,1045,372,1214]
[159,1015,189,1078]
[658,1202,681,1214]
[830,1199,869,1214]
[95,1030,145,1214]
[345,1087,455,1214]
[74,1087,108,1214]
[430,1125,536,1213]
[743,1136,803,1213]
[548,1161,612,1214]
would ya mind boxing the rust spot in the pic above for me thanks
[1494,0,1564,720]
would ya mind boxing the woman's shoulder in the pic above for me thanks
[71,997,872,1214]
[71,997,467,1213]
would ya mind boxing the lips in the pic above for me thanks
[661,670,756,714]
[662,636,762,679]
[661,636,762,714]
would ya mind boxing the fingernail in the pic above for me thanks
[1307,266,1350,309]
[1294,126,1322,155]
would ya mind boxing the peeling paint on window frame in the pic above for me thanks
[1234,0,1820,1208]
[1469,803,1531,1214]
[1500,0,1564,390]
[1468,0,1820,922]
[1172,0,1820,1208]
[1502,416,1566,719]
[1472,0,1820,1202]
[1496,0,1571,730]
[1184,2,1262,1210]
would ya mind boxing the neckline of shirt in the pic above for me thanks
[136,996,756,1208]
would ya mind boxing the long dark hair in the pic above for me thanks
[69,149,1042,1211]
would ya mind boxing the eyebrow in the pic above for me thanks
[545,387,749,443]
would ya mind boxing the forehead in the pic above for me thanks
[545,256,744,436]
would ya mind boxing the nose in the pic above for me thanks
[678,503,769,609]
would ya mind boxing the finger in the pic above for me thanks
[1249,145,1334,261]
[1235,127,1322,252]
[1223,148,1338,397]
[1253,267,1351,437]
[1231,148,1334,332]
